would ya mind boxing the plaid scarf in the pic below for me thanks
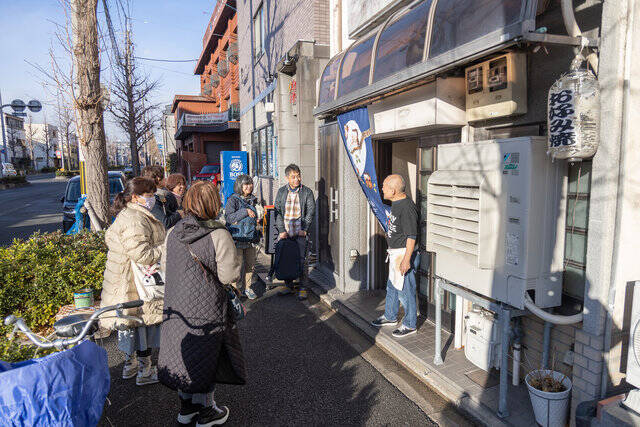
[284,185,302,235]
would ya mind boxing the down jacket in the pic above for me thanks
[100,202,166,329]
[158,215,246,393]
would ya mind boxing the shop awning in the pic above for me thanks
[314,0,539,117]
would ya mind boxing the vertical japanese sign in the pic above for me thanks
[548,89,576,148]
[337,108,390,232]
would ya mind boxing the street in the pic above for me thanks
[99,290,472,427]
[0,174,67,246]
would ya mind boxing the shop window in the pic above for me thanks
[373,0,431,82]
[253,4,264,59]
[429,0,524,59]
[252,123,275,177]
[563,161,592,301]
[318,52,344,105]
[338,35,375,97]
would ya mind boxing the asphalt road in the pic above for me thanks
[99,290,471,426]
[0,174,68,246]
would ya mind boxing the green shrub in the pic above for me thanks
[0,231,107,361]
[0,176,27,185]
[55,169,80,177]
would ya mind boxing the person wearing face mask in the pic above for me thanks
[101,177,166,386]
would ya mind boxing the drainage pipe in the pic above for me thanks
[524,293,583,325]
[541,321,553,369]
[498,305,511,418]
[513,342,522,386]
[561,0,599,73]
[433,277,443,365]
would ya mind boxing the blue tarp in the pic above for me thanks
[66,195,88,235]
[0,340,110,426]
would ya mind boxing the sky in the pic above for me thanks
[0,0,217,143]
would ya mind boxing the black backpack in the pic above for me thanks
[274,238,302,281]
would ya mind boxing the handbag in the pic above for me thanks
[227,197,260,243]
[130,261,165,302]
[187,244,246,321]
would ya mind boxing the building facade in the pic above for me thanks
[311,0,640,422]
[172,0,240,180]
[237,0,330,204]
[2,113,27,168]
[24,122,59,170]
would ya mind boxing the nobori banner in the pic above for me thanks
[220,151,248,206]
[337,107,390,232]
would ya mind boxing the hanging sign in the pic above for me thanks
[547,69,599,161]
[337,107,390,232]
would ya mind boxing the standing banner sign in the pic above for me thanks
[337,107,390,232]
[220,151,248,206]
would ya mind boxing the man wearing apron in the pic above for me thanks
[371,174,420,338]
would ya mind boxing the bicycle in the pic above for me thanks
[0,300,144,426]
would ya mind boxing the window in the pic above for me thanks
[200,165,220,174]
[429,0,524,59]
[338,35,375,97]
[318,52,344,105]
[252,123,274,177]
[563,161,592,301]
[253,4,264,59]
[373,1,431,82]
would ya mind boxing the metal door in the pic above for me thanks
[318,123,341,275]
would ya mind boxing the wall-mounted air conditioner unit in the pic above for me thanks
[465,53,527,121]
[426,137,566,309]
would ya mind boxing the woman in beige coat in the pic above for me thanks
[101,177,166,386]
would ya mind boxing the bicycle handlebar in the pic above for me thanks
[3,300,145,350]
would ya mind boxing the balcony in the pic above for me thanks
[175,106,240,140]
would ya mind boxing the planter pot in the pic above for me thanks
[525,370,572,427]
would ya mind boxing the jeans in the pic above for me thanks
[384,251,420,329]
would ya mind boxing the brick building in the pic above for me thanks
[237,0,329,203]
[172,0,240,180]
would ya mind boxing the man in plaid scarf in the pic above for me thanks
[274,164,316,297]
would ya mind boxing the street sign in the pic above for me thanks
[157,144,164,150]
[12,112,27,117]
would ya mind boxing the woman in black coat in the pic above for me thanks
[159,181,245,427]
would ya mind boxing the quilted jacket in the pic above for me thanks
[158,215,246,393]
[100,202,166,329]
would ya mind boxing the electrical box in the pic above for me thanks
[426,137,567,309]
[465,53,527,121]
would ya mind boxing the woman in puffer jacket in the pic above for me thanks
[101,177,166,386]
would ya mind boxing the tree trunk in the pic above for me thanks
[70,0,109,226]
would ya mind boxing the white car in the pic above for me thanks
[2,163,17,176]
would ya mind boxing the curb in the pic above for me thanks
[306,278,509,427]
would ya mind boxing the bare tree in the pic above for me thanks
[42,114,56,168]
[25,115,37,170]
[106,14,161,176]
[69,0,110,226]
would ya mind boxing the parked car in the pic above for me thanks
[61,171,125,232]
[2,163,17,177]
[123,167,135,179]
[193,164,221,185]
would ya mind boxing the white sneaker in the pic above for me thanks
[136,356,159,386]
[122,354,138,379]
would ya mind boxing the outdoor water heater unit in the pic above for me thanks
[426,137,567,309]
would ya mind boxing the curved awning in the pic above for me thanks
[314,0,539,117]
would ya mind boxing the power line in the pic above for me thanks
[134,56,197,63]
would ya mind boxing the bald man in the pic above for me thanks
[371,174,420,337]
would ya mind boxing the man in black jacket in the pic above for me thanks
[274,164,315,297]
[142,165,183,229]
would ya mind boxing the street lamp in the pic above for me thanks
[0,92,42,163]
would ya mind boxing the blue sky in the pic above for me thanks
[0,1,216,141]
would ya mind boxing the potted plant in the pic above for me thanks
[524,352,572,427]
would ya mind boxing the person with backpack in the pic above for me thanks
[142,165,183,229]
[273,164,315,298]
[224,174,261,300]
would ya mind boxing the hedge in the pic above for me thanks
[0,231,107,361]
[0,176,27,185]
[40,167,57,173]
[55,169,80,177]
